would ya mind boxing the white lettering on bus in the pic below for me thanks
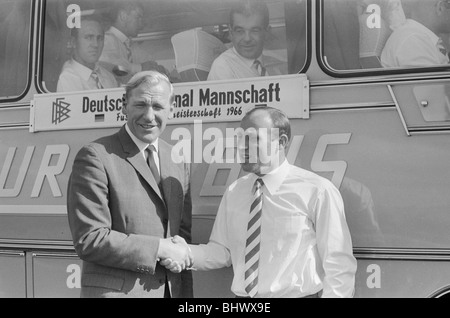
[0,146,35,197]
[0,145,70,198]
[310,133,351,188]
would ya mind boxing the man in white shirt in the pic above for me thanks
[207,0,287,81]
[99,1,167,85]
[57,17,117,92]
[163,107,357,298]
[381,0,450,68]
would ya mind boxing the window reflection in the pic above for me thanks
[42,0,307,92]
[323,0,450,72]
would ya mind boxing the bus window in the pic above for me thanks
[0,0,32,100]
[41,0,307,91]
[322,0,450,73]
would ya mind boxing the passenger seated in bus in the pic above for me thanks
[381,0,450,68]
[207,0,287,81]
[57,16,118,92]
[162,107,357,298]
[99,1,168,85]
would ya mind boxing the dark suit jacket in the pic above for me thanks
[67,125,193,298]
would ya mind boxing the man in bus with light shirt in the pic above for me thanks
[162,107,357,298]
[99,1,167,85]
[207,0,287,81]
[381,0,450,68]
[57,16,118,92]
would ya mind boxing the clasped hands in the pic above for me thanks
[158,235,194,273]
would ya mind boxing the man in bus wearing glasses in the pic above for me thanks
[381,0,450,68]
[57,16,118,92]
[207,0,287,81]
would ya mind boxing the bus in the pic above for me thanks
[1,0,450,298]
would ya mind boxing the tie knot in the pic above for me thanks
[252,60,266,76]
[255,178,263,190]
[146,144,157,156]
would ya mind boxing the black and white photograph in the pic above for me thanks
[0,0,450,303]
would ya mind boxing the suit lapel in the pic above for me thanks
[118,126,165,205]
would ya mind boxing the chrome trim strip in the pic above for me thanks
[311,101,394,110]
[0,124,29,130]
[387,84,411,137]
[1,239,449,261]
[32,252,78,259]
[0,239,74,250]
[354,247,450,261]
[0,250,25,257]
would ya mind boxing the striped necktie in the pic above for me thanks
[253,60,266,76]
[91,70,103,89]
[244,178,264,298]
[124,39,132,61]
[146,145,160,185]
[437,38,448,58]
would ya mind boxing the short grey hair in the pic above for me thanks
[242,106,291,142]
[124,71,174,104]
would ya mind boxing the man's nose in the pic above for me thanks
[143,107,155,121]
[243,30,252,41]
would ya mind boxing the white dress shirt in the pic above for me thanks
[124,124,160,174]
[56,59,117,92]
[207,47,287,81]
[190,160,357,298]
[381,19,449,68]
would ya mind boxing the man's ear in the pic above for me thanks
[436,0,446,16]
[118,10,128,23]
[279,134,289,149]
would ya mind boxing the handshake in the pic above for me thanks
[158,235,194,273]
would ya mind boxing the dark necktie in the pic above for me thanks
[146,145,160,185]
[244,178,264,298]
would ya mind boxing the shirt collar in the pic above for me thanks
[248,159,289,195]
[124,123,159,154]
[232,47,263,69]
[70,59,98,81]
[109,26,131,45]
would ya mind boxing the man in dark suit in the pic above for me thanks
[67,71,193,298]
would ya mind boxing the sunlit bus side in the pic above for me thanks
[1,0,450,298]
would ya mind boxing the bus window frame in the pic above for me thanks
[299,0,312,76]
[316,0,450,80]
[0,0,35,106]
[35,0,64,95]
[34,0,312,93]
